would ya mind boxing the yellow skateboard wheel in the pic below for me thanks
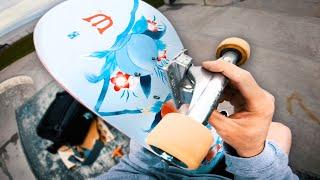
[146,113,213,170]
[216,37,250,66]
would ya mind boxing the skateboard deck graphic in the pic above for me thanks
[34,0,224,172]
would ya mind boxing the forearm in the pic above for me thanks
[225,141,298,180]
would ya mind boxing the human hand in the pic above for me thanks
[202,59,275,157]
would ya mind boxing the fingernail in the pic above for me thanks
[202,61,210,66]
[202,61,214,67]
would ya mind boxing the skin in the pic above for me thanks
[267,122,292,155]
[201,59,292,157]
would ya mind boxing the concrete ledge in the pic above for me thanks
[0,0,64,44]
[0,75,33,94]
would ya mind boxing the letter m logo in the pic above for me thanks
[83,13,113,35]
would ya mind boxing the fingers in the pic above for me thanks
[208,110,236,134]
[202,60,265,109]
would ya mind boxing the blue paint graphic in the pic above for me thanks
[140,75,151,98]
[87,0,169,115]
[68,31,80,39]
[98,99,164,116]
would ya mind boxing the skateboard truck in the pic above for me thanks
[146,37,250,170]
[164,49,240,124]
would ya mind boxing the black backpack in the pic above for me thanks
[36,91,95,154]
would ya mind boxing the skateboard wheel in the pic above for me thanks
[216,37,250,66]
[146,113,213,170]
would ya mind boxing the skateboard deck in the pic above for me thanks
[34,0,224,172]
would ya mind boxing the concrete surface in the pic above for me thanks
[0,53,52,180]
[0,52,53,91]
[0,0,320,179]
[0,80,36,180]
[235,0,320,18]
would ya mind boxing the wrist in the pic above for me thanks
[237,143,265,158]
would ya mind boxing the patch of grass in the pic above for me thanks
[0,0,164,71]
[0,33,34,71]
[144,0,164,8]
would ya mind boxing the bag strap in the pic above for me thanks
[82,140,105,165]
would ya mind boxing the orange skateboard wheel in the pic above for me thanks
[216,37,250,66]
[146,113,213,170]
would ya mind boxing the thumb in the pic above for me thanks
[208,110,235,134]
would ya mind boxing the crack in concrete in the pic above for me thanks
[287,92,320,125]
[0,133,19,180]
